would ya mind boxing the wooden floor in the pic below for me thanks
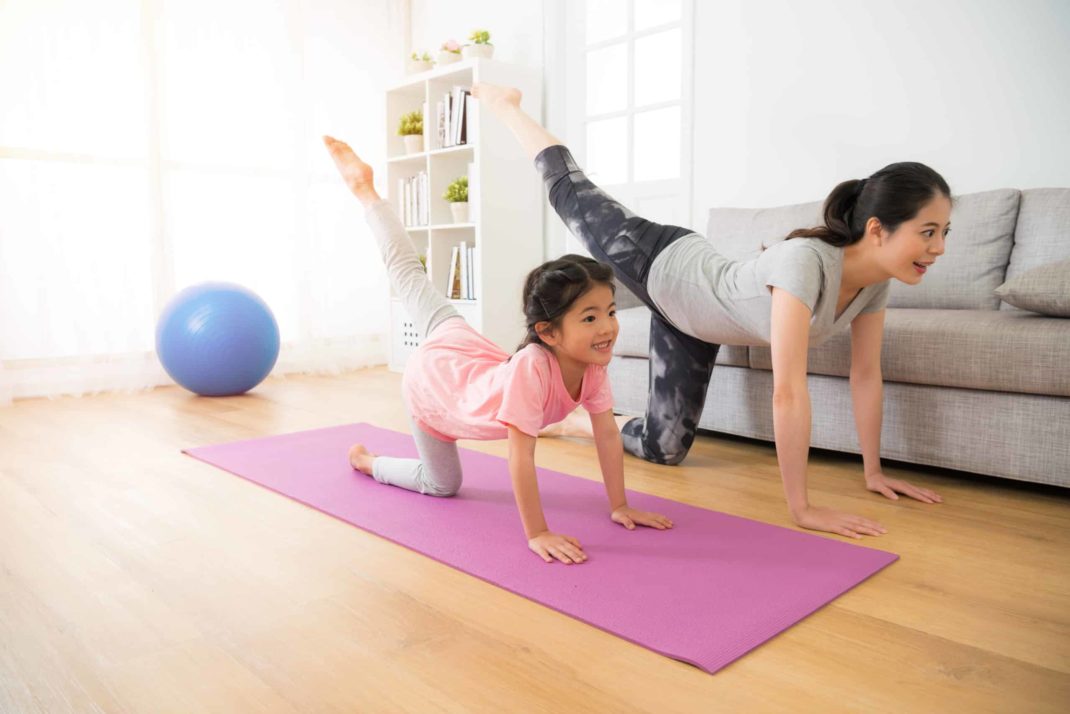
[1,367,1068,713]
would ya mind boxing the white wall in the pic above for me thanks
[690,0,1070,227]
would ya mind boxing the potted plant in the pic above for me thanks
[461,30,493,60]
[398,111,423,154]
[437,39,462,65]
[443,176,469,223]
[407,51,432,74]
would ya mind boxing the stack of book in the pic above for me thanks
[398,171,429,227]
[446,241,477,300]
[435,86,471,149]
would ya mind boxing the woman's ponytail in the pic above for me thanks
[787,163,950,248]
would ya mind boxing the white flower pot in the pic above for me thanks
[406,59,433,74]
[402,135,423,154]
[437,51,461,65]
[449,202,469,224]
[461,44,494,60]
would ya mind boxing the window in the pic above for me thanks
[563,0,693,233]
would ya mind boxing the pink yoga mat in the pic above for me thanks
[185,423,897,673]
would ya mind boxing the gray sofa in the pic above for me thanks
[609,188,1070,488]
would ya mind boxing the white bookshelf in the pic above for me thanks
[385,58,544,372]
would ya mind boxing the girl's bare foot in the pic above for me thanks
[322,135,378,203]
[348,443,376,475]
[470,83,522,115]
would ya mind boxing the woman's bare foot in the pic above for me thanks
[470,83,522,115]
[538,408,634,439]
[471,82,562,161]
[322,135,379,204]
[348,443,376,475]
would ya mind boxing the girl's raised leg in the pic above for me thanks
[324,135,459,338]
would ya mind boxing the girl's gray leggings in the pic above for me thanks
[363,201,464,497]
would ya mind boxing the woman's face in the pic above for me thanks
[878,194,953,284]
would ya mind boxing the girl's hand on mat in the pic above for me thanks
[611,506,674,531]
[529,532,587,564]
[792,506,887,539]
[865,472,943,504]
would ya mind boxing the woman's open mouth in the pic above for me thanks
[913,261,933,274]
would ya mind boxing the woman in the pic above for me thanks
[473,82,945,539]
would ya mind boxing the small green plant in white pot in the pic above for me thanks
[443,176,469,223]
[398,111,423,154]
[438,39,462,65]
[462,30,493,60]
[407,51,432,74]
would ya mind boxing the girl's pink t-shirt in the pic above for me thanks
[402,319,615,442]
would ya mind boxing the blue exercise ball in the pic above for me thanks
[155,282,280,396]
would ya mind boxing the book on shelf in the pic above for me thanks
[444,242,478,300]
[460,242,469,300]
[397,171,429,227]
[435,85,471,150]
[446,245,460,299]
[467,242,475,299]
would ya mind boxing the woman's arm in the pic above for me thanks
[769,288,886,538]
[849,309,887,477]
[589,410,674,530]
[849,310,943,504]
[506,425,587,563]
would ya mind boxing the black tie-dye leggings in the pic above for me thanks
[534,144,720,465]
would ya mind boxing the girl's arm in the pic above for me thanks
[769,288,886,538]
[849,310,943,504]
[506,425,587,564]
[589,410,673,530]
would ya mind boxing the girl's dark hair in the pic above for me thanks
[517,254,615,351]
[786,162,952,247]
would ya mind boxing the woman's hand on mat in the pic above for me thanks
[322,135,378,203]
[611,506,674,531]
[865,472,943,504]
[529,531,587,564]
[792,506,887,539]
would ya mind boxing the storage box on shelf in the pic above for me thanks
[384,58,543,372]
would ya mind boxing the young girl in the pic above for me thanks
[471,82,945,540]
[322,135,673,566]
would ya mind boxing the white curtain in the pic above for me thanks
[0,0,399,405]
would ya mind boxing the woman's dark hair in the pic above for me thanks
[516,254,615,351]
[787,162,952,247]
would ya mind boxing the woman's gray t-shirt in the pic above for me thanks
[645,234,890,347]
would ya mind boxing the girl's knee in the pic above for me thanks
[425,481,461,498]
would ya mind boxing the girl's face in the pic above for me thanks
[875,194,952,284]
[539,283,619,367]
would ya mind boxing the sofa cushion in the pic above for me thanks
[613,306,749,367]
[995,258,1070,317]
[747,308,1070,398]
[1000,188,1070,311]
[887,189,1020,311]
[706,200,823,260]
